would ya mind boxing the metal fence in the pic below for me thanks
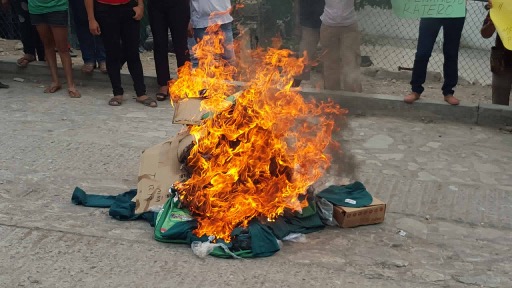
[356,0,492,85]
[1,0,493,84]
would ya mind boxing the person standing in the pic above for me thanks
[2,0,45,67]
[86,0,157,107]
[189,0,236,66]
[147,0,190,101]
[319,0,362,92]
[292,0,325,87]
[481,1,511,106]
[28,0,80,97]
[69,0,106,74]
[404,17,466,105]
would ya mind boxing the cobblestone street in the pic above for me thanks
[1,80,511,288]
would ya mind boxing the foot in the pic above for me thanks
[99,62,107,74]
[17,54,36,68]
[68,87,81,98]
[44,83,62,93]
[136,95,158,108]
[69,48,77,58]
[0,81,9,89]
[81,63,95,74]
[108,95,123,106]
[156,86,169,101]
[444,95,460,106]
[404,92,420,104]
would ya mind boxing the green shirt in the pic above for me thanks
[29,0,68,15]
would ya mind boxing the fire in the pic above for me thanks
[169,25,346,241]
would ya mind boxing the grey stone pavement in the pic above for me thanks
[1,78,512,288]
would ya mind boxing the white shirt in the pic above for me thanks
[320,0,357,27]
[190,0,234,29]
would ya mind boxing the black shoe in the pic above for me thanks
[0,82,9,89]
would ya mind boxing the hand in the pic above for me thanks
[133,5,143,21]
[1,0,9,11]
[89,19,101,35]
[187,21,194,38]
[488,0,492,9]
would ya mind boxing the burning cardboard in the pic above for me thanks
[134,131,194,214]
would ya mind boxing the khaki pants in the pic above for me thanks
[320,23,362,92]
[492,70,512,105]
[296,26,320,81]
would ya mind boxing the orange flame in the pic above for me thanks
[170,26,346,241]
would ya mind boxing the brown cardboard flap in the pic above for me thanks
[172,98,206,125]
[339,198,386,212]
[172,92,242,126]
[333,197,387,228]
[134,131,192,214]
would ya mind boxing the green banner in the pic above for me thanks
[391,0,466,18]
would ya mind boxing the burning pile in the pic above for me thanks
[169,25,346,242]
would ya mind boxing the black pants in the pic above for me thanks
[11,0,45,61]
[148,0,190,87]
[95,1,146,97]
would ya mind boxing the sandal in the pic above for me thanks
[81,63,95,74]
[99,62,107,74]
[17,54,36,68]
[156,92,168,101]
[136,96,158,107]
[44,84,62,93]
[109,95,123,106]
[68,88,81,98]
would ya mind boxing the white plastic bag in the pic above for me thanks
[191,236,242,259]
[282,233,307,243]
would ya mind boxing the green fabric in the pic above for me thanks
[247,222,280,258]
[29,0,68,15]
[317,181,373,208]
[71,187,157,226]
[266,202,325,240]
[154,195,207,244]
[71,186,332,259]
[295,200,318,218]
[154,194,279,258]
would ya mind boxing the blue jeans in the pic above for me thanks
[193,22,235,68]
[410,17,465,96]
[69,0,106,64]
[188,37,199,67]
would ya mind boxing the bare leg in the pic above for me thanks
[51,26,80,97]
[35,24,61,93]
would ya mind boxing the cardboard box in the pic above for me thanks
[172,92,242,126]
[133,131,195,214]
[332,198,386,228]
[172,97,207,125]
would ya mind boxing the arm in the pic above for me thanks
[481,21,495,39]
[133,0,144,21]
[85,0,101,35]
[1,0,9,11]
[481,14,495,39]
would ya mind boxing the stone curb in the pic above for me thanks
[0,59,168,89]
[1,59,511,127]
